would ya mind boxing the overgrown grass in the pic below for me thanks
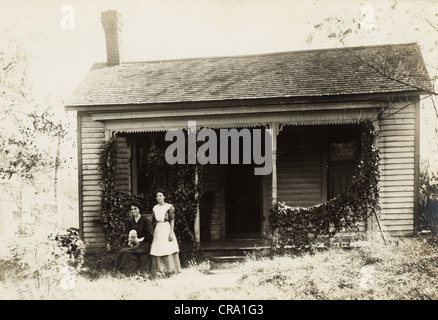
[239,235,438,299]
[1,235,437,300]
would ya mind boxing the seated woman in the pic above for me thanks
[116,201,154,275]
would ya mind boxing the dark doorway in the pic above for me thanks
[225,164,262,239]
[199,192,214,241]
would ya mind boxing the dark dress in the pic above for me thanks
[116,214,154,274]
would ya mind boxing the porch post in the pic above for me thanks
[367,119,380,240]
[189,121,201,246]
[194,165,200,245]
[270,123,281,205]
[104,129,113,141]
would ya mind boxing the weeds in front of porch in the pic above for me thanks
[78,246,211,280]
[185,259,212,274]
[239,234,438,299]
[2,234,437,299]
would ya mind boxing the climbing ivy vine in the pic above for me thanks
[269,120,381,252]
[99,136,202,251]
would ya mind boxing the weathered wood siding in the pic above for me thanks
[79,114,131,253]
[378,100,419,235]
[79,112,106,253]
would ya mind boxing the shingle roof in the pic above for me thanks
[65,43,431,107]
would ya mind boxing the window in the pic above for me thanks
[327,125,361,199]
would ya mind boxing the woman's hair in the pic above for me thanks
[128,200,143,211]
[155,188,167,197]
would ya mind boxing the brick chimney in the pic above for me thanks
[101,10,123,65]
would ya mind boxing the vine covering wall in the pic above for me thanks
[99,136,202,251]
[268,120,381,251]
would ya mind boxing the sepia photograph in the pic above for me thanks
[0,0,437,307]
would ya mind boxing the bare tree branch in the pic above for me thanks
[424,17,438,33]
[431,95,438,119]
[380,94,432,120]
[354,51,438,96]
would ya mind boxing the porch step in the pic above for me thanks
[200,239,270,269]
[200,239,269,255]
[210,255,246,269]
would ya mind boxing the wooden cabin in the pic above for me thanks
[65,11,431,253]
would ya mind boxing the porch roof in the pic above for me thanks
[65,43,431,109]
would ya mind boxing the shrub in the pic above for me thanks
[419,165,438,234]
[0,257,27,282]
[0,224,88,299]
[54,227,85,270]
[0,225,84,298]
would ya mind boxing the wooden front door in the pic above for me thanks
[225,164,262,239]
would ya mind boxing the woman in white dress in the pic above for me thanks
[150,190,181,276]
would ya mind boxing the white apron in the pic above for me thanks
[150,203,179,256]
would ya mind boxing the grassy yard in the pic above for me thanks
[1,234,437,300]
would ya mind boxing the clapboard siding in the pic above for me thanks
[378,100,418,235]
[380,185,414,192]
[276,126,322,206]
[79,112,106,253]
[380,157,415,164]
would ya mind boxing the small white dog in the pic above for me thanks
[128,229,144,247]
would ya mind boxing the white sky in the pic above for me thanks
[1,0,438,167]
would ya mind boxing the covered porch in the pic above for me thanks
[96,101,378,245]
